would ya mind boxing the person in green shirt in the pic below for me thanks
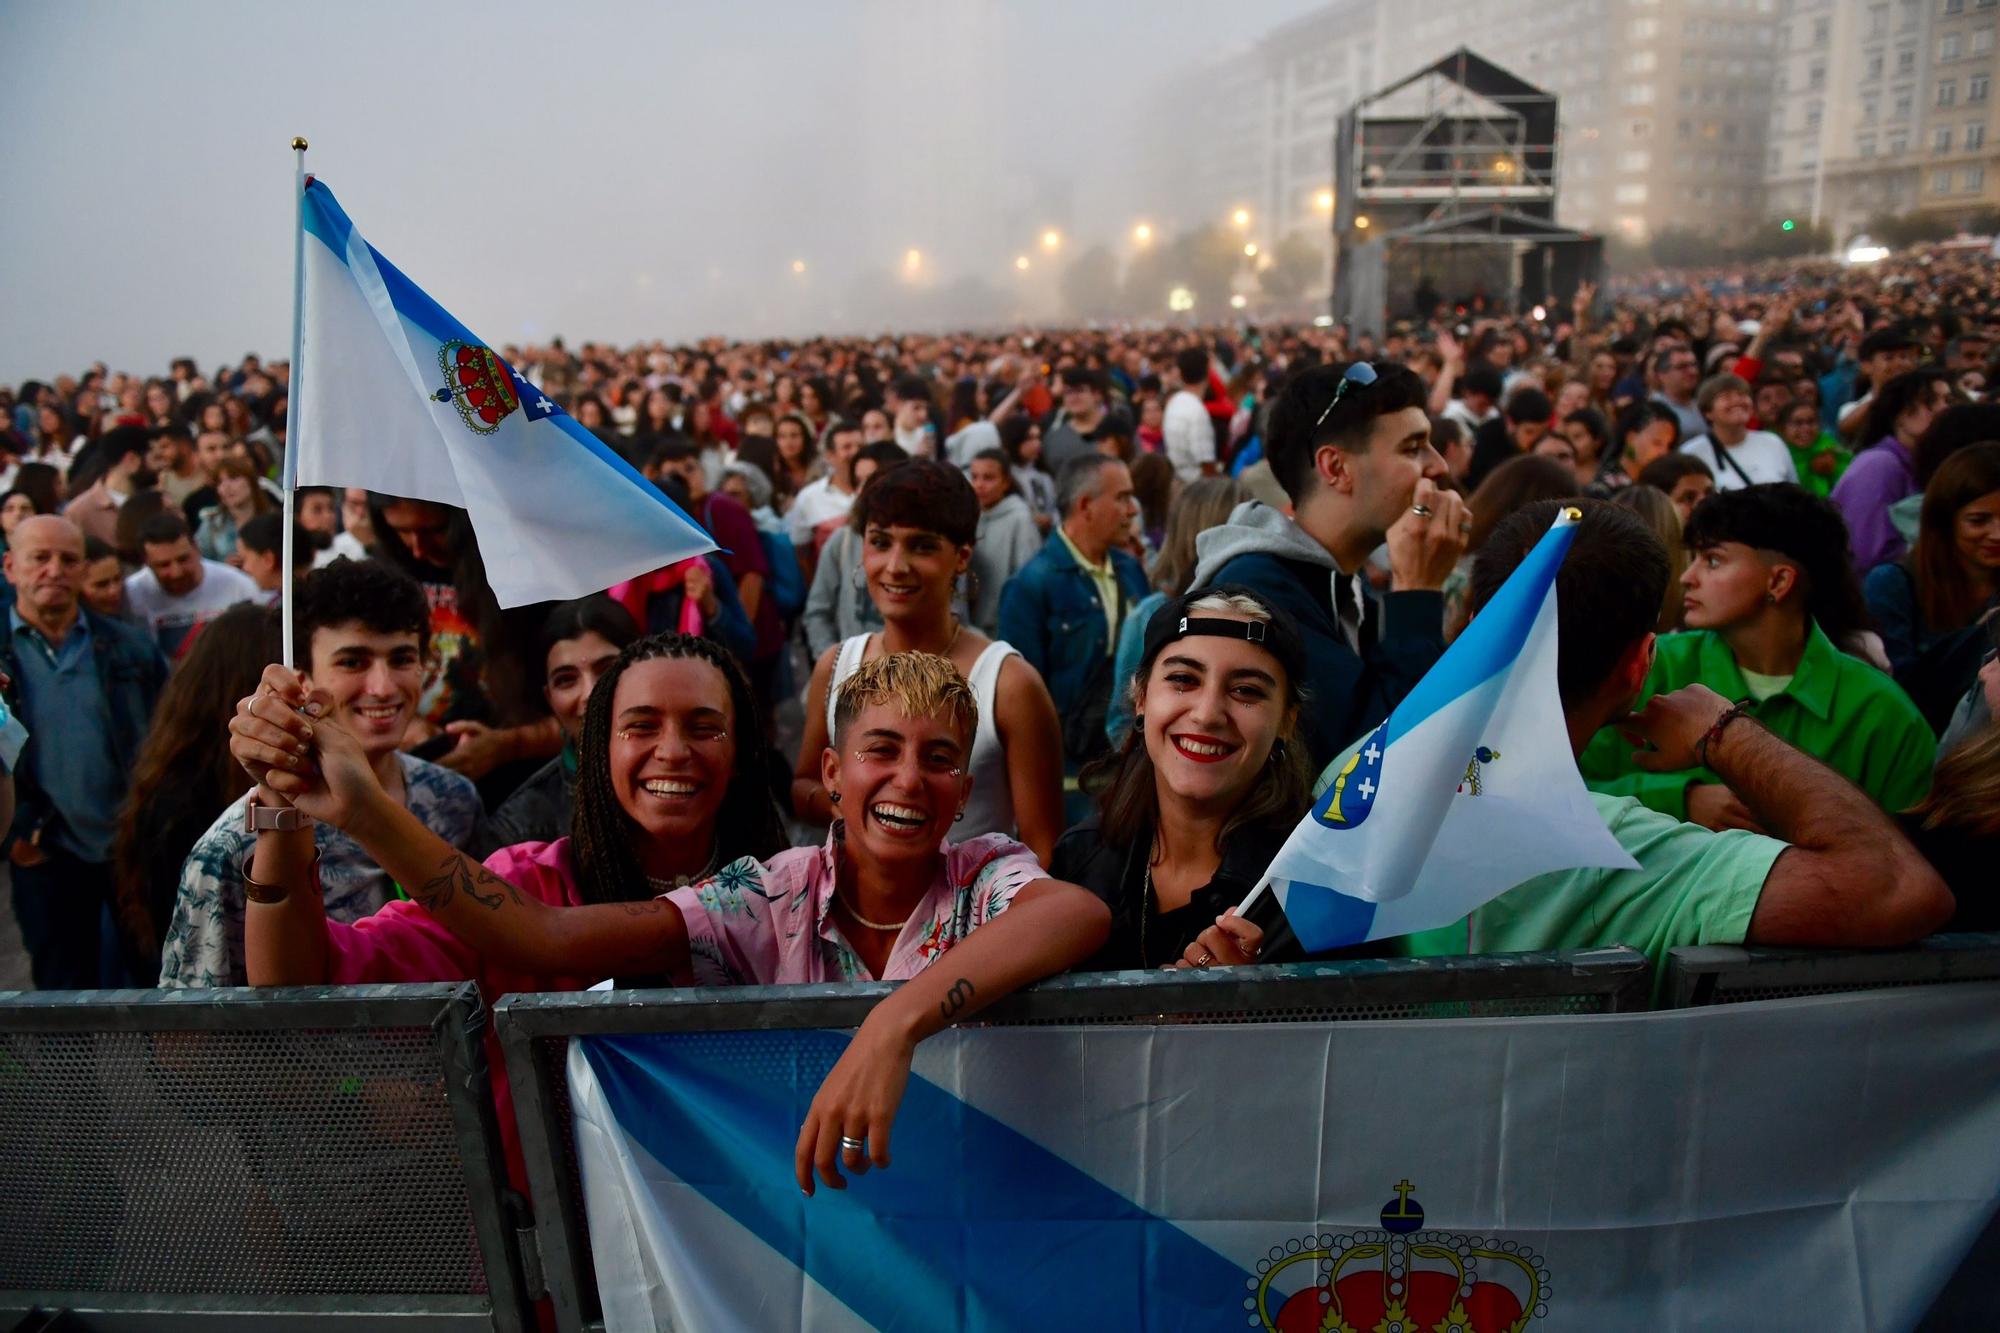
[1775,398,1851,499]
[1391,499,1950,972]
[1581,483,1934,828]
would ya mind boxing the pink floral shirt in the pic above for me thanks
[666,830,1045,986]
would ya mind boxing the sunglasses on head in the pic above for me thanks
[1315,361,1378,430]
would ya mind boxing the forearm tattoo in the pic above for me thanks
[414,852,517,914]
[938,977,976,1022]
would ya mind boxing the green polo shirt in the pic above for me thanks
[1580,622,1935,820]
[1393,791,1785,984]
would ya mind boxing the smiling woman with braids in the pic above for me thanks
[219,634,786,1181]
[231,649,1107,1195]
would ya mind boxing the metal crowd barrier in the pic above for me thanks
[1662,932,2000,1009]
[492,947,1651,1332]
[0,983,533,1333]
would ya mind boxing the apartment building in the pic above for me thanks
[1136,0,1782,249]
[1763,0,1999,239]
[1918,0,2000,222]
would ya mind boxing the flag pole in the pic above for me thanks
[281,136,308,669]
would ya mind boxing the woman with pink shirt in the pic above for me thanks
[231,647,1107,1195]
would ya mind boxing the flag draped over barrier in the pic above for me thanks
[1251,508,1635,951]
[293,178,715,607]
[568,984,2000,1332]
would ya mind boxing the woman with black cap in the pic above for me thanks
[1053,585,1315,971]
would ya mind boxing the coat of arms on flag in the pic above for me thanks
[1253,1180,1551,1333]
[434,341,519,434]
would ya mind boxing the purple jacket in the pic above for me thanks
[1830,436,1917,569]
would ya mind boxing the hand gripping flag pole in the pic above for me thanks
[280,136,308,668]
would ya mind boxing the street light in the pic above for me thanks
[1014,255,1030,271]
[1133,222,1153,244]
[1041,228,1062,251]
[1231,208,1252,229]
[1314,188,1335,212]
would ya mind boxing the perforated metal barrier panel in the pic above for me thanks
[0,984,531,1332]
[1663,933,2000,1008]
[494,950,1652,1333]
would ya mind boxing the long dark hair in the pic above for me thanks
[568,634,787,905]
[111,602,283,958]
[1912,442,2000,631]
[10,463,63,517]
[1084,587,1313,855]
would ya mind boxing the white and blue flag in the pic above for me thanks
[293,179,713,606]
[565,987,2000,1331]
[1251,508,1636,951]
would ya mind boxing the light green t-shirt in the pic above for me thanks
[1739,668,1794,702]
[1393,791,1785,980]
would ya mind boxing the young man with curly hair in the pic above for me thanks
[158,557,486,987]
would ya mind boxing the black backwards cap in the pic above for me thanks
[1139,584,1308,689]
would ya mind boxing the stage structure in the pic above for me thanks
[1332,48,1603,336]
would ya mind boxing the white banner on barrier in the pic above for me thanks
[566,984,2000,1332]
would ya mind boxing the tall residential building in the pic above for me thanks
[1918,0,2000,220]
[1134,0,1785,250]
[1385,0,1785,241]
[1761,0,1999,241]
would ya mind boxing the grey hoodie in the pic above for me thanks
[1190,500,1340,590]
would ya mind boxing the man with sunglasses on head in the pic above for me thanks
[1189,360,1468,770]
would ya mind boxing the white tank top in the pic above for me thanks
[826,635,1019,842]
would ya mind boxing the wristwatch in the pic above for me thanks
[245,795,315,834]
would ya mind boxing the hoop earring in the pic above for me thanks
[829,789,842,805]
[954,810,965,823]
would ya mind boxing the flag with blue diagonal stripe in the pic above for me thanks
[293,178,714,606]
[1251,508,1636,951]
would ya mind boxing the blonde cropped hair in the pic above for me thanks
[832,651,978,747]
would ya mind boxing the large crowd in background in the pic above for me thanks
[4,243,1998,1184]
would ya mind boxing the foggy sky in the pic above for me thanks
[1,0,1327,383]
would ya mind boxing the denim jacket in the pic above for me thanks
[995,530,1147,718]
[0,609,168,850]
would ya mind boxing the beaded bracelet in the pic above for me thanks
[1694,702,1753,770]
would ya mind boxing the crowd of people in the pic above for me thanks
[3,241,1998,1186]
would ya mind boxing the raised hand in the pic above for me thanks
[1386,477,1472,592]
[230,663,322,799]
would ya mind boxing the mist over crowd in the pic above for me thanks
[1,0,1339,381]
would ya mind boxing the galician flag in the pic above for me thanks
[293,179,714,606]
[1251,508,1637,951]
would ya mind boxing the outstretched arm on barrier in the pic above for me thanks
[231,663,693,983]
